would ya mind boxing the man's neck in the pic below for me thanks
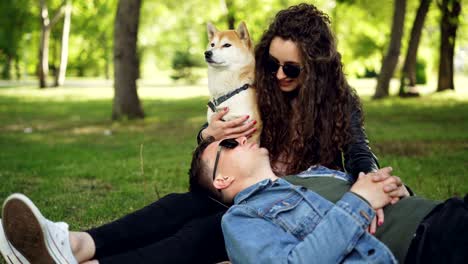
[238,168,278,194]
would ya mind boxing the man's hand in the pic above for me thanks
[350,172,393,210]
[202,107,257,140]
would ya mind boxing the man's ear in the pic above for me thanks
[213,174,235,190]
[207,22,218,40]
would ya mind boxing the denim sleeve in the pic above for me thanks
[222,193,376,264]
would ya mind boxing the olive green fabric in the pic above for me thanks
[284,175,439,262]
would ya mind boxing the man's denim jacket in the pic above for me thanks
[221,174,397,263]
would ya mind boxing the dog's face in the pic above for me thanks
[204,22,254,70]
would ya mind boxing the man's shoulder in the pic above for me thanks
[225,202,259,218]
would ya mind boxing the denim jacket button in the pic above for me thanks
[367,249,375,256]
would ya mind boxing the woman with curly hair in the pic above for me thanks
[255,3,372,176]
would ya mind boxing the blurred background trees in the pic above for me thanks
[0,0,35,80]
[399,0,432,97]
[0,0,466,118]
[373,0,407,99]
[113,0,144,120]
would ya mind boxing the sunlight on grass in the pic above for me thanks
[1,75,466,102]
[351,75,468,100]
[0,78,210,102]
[0,85,210,101]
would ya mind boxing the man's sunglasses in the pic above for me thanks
[265,56,302,79]
[212,138,239,181]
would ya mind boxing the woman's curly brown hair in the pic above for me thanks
[255,3,362,175]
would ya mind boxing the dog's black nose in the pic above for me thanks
[204,51,212,59]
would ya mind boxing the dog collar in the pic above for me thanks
[207,84,250,112]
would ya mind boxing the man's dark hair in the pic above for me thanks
[188,136,216,195]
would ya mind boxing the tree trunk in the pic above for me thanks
[112,0,144,120]
[38,0,66,88]
[104,36,111,80]
[54,0,72,87]
[1,55,12,80]
[39,1,51,88]
[399,0,431,96]
[437,0,461,92]
[373,0,407,99]
[225,0,235,29]
[15,55,21,80]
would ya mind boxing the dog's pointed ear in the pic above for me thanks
[207,22,218,40]
[236,21,250,41]
[236,21,252,49]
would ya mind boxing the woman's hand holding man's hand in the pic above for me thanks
[354,167,410,234]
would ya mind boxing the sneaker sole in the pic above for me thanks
[2,194,69,264]
[0,221,29,264]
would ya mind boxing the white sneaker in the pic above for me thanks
[0,220,30,264]
[2,193,78,264]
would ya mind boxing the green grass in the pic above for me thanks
[0,79,467,235]
[363,96,468,199]
[0,84,209,230]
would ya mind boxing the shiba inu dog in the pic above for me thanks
[204,22,262,142]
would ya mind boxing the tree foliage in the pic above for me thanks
[1,0,467,88]
[0,0,35,79]
[67,0,117,78]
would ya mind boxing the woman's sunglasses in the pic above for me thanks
[212,138,239,181]
[265,56,302,79]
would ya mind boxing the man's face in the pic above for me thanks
[202,137,269,187]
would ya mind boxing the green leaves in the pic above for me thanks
[1,0,467,80]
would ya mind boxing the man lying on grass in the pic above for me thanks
[189,137,467,263]
[1,137,467,264]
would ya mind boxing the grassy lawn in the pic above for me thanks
[0,78,467,235]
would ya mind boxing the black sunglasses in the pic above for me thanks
[265,56,302,79]
[212,138,239,181]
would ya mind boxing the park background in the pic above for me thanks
[0,0,467,235]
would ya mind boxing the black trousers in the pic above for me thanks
[86,192,228,264]
[405,195,468,264]
[85,191,468,264]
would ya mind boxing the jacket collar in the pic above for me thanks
[234,178,289,204]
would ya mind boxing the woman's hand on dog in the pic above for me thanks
[202,107,257,140]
